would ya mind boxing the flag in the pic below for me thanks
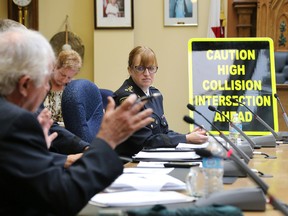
[207,0,225,38]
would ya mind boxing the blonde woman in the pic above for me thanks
[44,49,82,125]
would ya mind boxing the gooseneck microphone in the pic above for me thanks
[207,106,277,161]
[208,105,258,150]
[183,116,266,211]
[186,104,250,164]
[274,93,288,127]
[184,116,234,160]
[274,94,287,117]
[185,117,288,215]
[208,106,279,159]
[184,115,247,177]
[194,138,288,215]
[274,93,288,142]
[229,98,280,142]
[229,98,277,147]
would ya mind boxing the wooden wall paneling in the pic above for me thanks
[273,1,288,51]
[256,0,288,51]
[256,0,269,37]
[276,84,288,131]
[231,0,257,37]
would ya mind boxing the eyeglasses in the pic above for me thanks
[133,65,158,74]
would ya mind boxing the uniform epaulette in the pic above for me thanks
[149,86,160,93]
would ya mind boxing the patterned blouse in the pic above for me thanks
[44,90,64,124]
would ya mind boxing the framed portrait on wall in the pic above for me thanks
[164,0,198,26]
[95,0,134,29]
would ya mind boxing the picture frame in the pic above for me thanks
[95,0,134,29]
[164,0,198,27]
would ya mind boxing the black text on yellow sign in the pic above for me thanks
[188,38,278,136]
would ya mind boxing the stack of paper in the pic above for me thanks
[105,168,186,192]
[176,142,209,149]
[89,168,194,208]
[90,191,195,207]
[132,151,201,162]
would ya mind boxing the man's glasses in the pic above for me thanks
[133,65,158,74]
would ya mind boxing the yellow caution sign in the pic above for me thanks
[188,37,278,136]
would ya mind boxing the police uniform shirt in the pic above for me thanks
[113,77,186,157]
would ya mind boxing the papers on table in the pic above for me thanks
[132,142,208,162]
[124,167,173,174]
[137,161,168,168]
[141,142,209,152]
[90,191,195,207]
[137,161,202,168]
[132,151,201,162]
[89,166,195,208]
[176,142,209,149]
[105,168,186,192]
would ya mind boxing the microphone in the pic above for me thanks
[273,93,288,141]
[184,117,266,211]
[229,98,277,147]
[274,93,288,127]
[208,105,258,154]
[183,116,246,177]
[194,145,288,215]
[187,104,250,164]
[207,106,276,159]
[208,105,257,148]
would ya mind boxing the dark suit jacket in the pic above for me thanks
[0,97,123,216]
[35,104,90,154]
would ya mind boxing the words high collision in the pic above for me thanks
[194,49,271,123]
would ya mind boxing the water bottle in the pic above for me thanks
[202,137,224,197]
[185,166,204,198]
[229,113,242,145]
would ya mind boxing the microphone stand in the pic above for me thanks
[208,106,276,159]
[187,104,250,164]
[229,98,278,147]
[187,117,288,215]
[274,93,288,142]
[184,116,247,177]
[208,105,258,149]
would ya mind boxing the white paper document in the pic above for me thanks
[124,167,173,174]
[132,151,201,162]
[137,161,167,168]
[90,191,194,207]
[105,172,186,192]
[176,142,209,149]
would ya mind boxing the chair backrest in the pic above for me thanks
[274,51,288,84]
[62,79,104,143]
[99,88,114,110]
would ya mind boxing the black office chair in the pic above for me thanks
[274,51,288,84]
[62,79,104,143]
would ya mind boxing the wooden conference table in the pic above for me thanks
[78,143,288,216]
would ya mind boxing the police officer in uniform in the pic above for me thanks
[113,46,208,157]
